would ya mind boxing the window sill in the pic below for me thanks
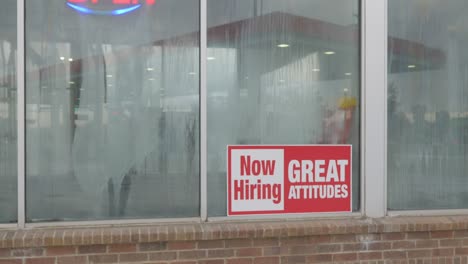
[1,215,467,249]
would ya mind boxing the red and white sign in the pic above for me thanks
[227,145,352,216]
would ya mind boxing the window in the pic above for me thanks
[0,0,17,224]
[388,0,468,210]
[207,0,361,216]
[25,0,199,222]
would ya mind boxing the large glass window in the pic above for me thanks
[388,0,468,210]
[207,0,361,216]
[0,0,17,224]
[25,0,199,222]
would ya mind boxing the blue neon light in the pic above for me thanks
[66,2,142,16]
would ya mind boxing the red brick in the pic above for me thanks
[456,248,468,255]
[110,229,122,244]
[0,260,23,264]
[289,245,316,255]
[307,254,333,263]
[331,234,357,243]
[208,249,234,258]
[382,233,406,240]
[167,241,196,250]
[357,234,382,242]
[226,239,252,248]
[25,258,56,264]
[78,245,106,254]
[393,241,416,249]
[11,248,44,257]
[252,238,278,247]
[148,252,177,261]
[262,247,280,256]
[91,230,103,245]
[72,230,84,245]
[52,230,65,246]
[384,251,407,259]
[128,229,142,243]
[226,259,252,264]
[108,244,136,253]
[359,252,383,260]
[281,237,310,246]
[455,231,468,238]
[178,250,207,260]
[253,257,279,264]
[333,253,357,262]
[139,228,150,243]
[236,248,262,257]
[431,231,454,239]
[408,250,432,258]
[82,230,93,245]
[88,254,118,263]
[0,249,10,257]
[139,242,167,251]
[281,256,305,263]
[368,242,391,250]
[198,260,225,264]
[316,244,341,253]
[46,246,76,256]
[433,248,454,257]
[343,243,367,252]
[407,232,430,240]
[440,239,463,247]
[101,230,111,244]
[415,240,439,248]
[119,253,148,262]
[62,230,74,245]
[198,240,224,249]
[57,256,87,264]
[308,235,332,244]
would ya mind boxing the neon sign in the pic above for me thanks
[66,0,156,16]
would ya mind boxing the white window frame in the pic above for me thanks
[8,0,401,228]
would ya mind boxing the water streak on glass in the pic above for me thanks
[207,0,361,216]
[388,0,468,210]
[0,0,17,223]
[25,0,200,222]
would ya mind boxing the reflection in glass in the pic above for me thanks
[26,0,199,221]
[207,0,361,216]
[388,0,468,210]
[0,0,17,223]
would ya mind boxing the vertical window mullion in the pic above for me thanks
[200,0,208,221]
[363,0,387,218]
[17,0,26,228]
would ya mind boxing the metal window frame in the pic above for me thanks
[362,0,387,218]
[5,0,411,229]
[200,0,208,222]
[17,0,26,229]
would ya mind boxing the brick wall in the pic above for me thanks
[1,216,468,263]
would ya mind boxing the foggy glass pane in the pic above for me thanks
[207,0,361,216]
[0,0,17,223]
[25,0,199,222]
[388,0,468,210]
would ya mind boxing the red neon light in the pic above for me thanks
[67,0,155,4]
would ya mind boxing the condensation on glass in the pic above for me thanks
[388,0,468,210]
[207,0,361,216]
[0,0,17,223]
[25,0,199,222]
